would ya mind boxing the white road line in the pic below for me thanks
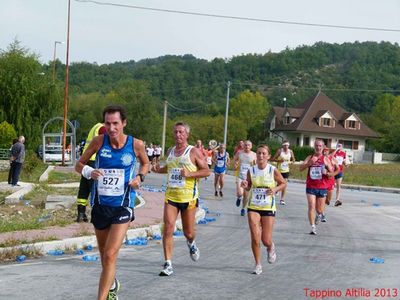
[0,261,43,269]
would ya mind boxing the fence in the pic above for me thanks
[0,149,10,160]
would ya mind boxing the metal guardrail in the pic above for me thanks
[0,149,10,160]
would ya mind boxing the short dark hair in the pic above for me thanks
[102,105,127,122]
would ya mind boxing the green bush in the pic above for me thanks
[292,146,314,161]
[23,150,43,173]
[0,121,17,148]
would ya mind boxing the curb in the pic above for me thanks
[1,203,206,256]
[39,165,55,182]
[4,182,34,204]
[287,179,400,194]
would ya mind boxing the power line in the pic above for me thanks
[75,0,400,33]
[167,101,204,112]
[231,81,400,93]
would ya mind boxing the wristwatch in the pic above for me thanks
[136,173,145,182]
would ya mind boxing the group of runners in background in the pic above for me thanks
[75,109,348,298]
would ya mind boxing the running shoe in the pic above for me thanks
[280,199,286,205]
[315,214,321,225]
[252,264,262,275]
[187,241,200,261]
[267,243,276,264]
[309,226,317,235]
[107,278,120,300]
[236,197,241,207]
[159,262,174,276]
[219,191,223,197]
[321,214,327,222]
[215,191,218,197]
[334,200,342,207]
[240,209,246,216]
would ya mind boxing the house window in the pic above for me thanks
[347,120,357,129]
[321,118,333,127]
[284,116,291,125]
[339,140,359,150]
[304,137,310,146]
[316,137,329,147]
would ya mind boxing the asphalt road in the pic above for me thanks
[1,173,400,300]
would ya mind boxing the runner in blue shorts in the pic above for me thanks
[76,105,149,300]
[213,143,230,197]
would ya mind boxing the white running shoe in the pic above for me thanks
[310,225,317,235]
[159,262,174,276]
[252,264,262,275]
[280,199,286,205]
[267,243,277,264]
[187,240,200,262]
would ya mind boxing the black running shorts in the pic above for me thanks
[91,204,134,230]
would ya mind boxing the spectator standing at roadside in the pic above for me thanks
[10,136,25,187]
[8,138,18,185]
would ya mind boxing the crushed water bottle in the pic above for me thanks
[152,234,162,240]
[84,245,93,251]
[125,237,148,245]
[205,217,216,222]
[82,255,98,261]
[47,249,64,256]
[173,231,184,236]
[16,255,26,262]
[75,249,84,255]
[369,257,385,264]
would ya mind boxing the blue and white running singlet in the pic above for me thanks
[214,152,228,174]
[91,135,137,208]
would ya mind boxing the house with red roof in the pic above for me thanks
[269,91,379,162]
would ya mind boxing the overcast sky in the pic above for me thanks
[1,0,399,64]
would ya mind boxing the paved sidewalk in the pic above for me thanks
[0,190,164,245]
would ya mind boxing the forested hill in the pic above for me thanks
[62,41,400,115]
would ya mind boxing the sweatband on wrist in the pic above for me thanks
[82,165,95,179]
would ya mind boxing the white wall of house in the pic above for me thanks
[272,131,366,162]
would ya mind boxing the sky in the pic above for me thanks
[1,0,399,65]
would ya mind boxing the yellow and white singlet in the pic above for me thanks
[165,145,198,203]
[247,164,277,212]
[277,149,291,174]
[236,151,256,180]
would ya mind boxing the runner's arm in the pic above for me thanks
[270,168,287,195]
[290,150,296,163]
[181,147,211,178]
[271,149,281,162]
[299,155,312,172]
[131,139,150,188]
[75,136,104,179]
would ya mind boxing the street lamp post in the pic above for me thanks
[52,41,63,82]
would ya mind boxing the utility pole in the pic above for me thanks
[223,81,231,145]
[62,0,71,166]
[161,101,168,157]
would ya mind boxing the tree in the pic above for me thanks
[0,40,62,149]
[229,90,271,143]
[365,94,400,153]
